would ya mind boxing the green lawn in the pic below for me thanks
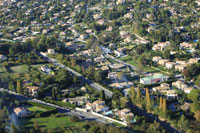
[10,64,29,73]
[120,56,158,73]
[20,116,83,130]
[27,106,47,112]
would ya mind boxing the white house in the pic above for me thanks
[47,49,55,55]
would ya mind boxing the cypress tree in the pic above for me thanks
[129,86,136,103]
[146,88,151,111]
[136,88,141,105]
[163,99,167,114]
[16,80,22,93]
[159,97,163,110]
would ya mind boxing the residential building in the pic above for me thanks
[86,100,109,113]
[14,107,31,117]
[47,49,55,55]
[165,62,176,69]
[152,56,162,62]
[152,41,171,51]
[26,86,40,97]
[158,59,169,66]
[188,58,199,65]
[109,63,125,69]
[107,72,117,79]
[63,96,89,106]
[166,90,178,99]
[110,82,134,89]
[175,64,187,72]
[180,42,196,49]
[140,74,169,84]
[117,108,134,121]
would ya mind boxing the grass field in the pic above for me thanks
[27,106,47,112]
[120,56,157,73]
[0,63,50,77]
[20,115,83,130]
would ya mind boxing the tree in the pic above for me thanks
[120,97,128,108]
[33,121,39,131]
[159,97,163,110]
[187,89,200,103]
[11,124,17,133]
[146,88,151,111]
[128,87,136,103]
[136,88,142,106]
[100,90,106,101]
[162,99,167,114]
[177,115,189,131]
[94,71,102,82]
[16,80,22,93]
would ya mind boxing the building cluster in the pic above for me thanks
[153,56,200,71]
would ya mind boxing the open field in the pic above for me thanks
[27,106,47,113]
[0,63,50,77]
[20,115,84,130]
[119,56,158,73]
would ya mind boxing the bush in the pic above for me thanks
[69,116,80,122]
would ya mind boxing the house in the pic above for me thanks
[120,31,128,37]
[152,86,170,92]
[41,65,53,75]
[114,50,124,57]
[109,63,125,69]
[172,80,184,89]
[166,90,178,99]
[107,72,117,79]
[14,107,31,117]
[124,35,132,43]
[152,56,162,62]
[180,42,196,49]
[175,64,187,72]
[140,74,169,85]
[110,82,134,89]
[96,105,109,113]
[101,66,110,71]
[123,88,130,97]
[183,87,193,94]
[26,86,40,97]
[152,41,171,51]
[0,55,7,61]
[94,56,105,63]
[117,108,134,121]
[176,60,186,65]
[47,49,55,55]
[86,100,109,113]
[165,62,176,69]
[188,58,199,65]
[63,96,89,105]
[124,13,133,19]
[158,59,169,66]
[116,0,125,5]
[97,19,105,25]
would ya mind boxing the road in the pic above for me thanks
[38,52,113,98]
[127,102,180,133]
[105,54,137,71]
[0,88,108,124]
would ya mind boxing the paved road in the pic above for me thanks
[127,102,180,133]
[105,54,137,71]
[38,52,113,98]
[0,88,108,124]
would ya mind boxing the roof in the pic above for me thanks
[141,74,168,81]
[14,107,27,113]
[93,100,105,105]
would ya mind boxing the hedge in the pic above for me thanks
[45,100,76,109]
[26,101,56,110]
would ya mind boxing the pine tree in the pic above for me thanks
[146,88,151,111]
[16,80,22,93]
[136,88,141,106]
[163,99,167,114]
[159,97,163,110]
